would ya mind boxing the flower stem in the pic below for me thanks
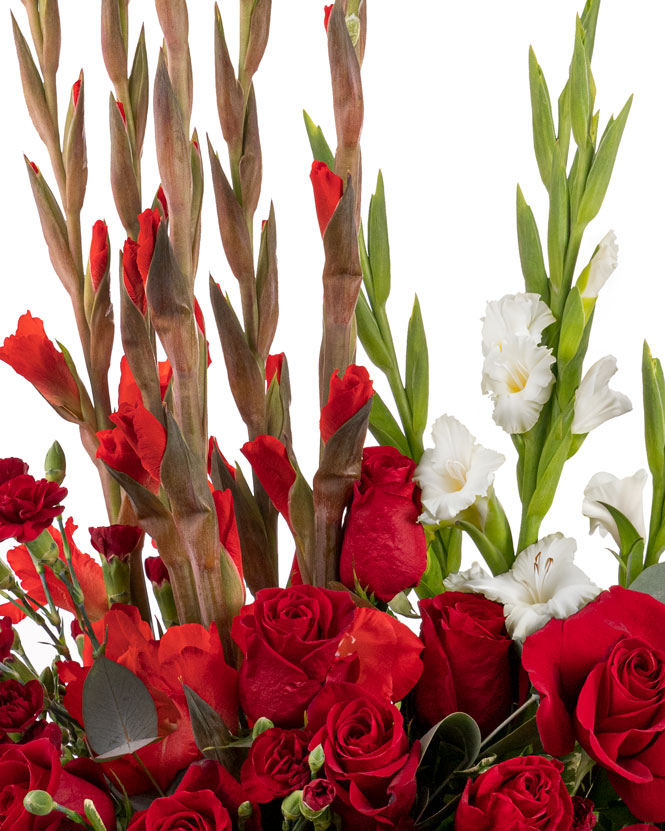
[479,693,540,752]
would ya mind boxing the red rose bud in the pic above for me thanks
[0,458,29,487]
[303,778,335,812]
[240,728,311,803]
[320,364,374,442]
[0,475,66,543]
[136,207,161,282]
[122,239,147,314]
[156,185,169,219]
[0,313,83,419]
[0,618,13,663]
[89,220,109,292]
[145,556,170,587]
[72,79,81,108]
[310,161,344,236]
[340,446,427,602]
[116,99,127,125]
[455,757,573,831]
[323,5,333,31]
[89,525,142,563]
[571,796,597,831]
[0,679,43,733]
[266,353,284,386]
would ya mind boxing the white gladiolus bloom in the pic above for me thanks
[482,337,556,434]
[481,293,555,357]
[454,534,601,640]
[443,561,490,591]
[414,415,505,525]
[579,230,618,299]
[583,470,648,547]
[572,356,632,434]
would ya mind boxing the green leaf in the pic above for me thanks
[516,186,549,301]
[455,521,508,576]
[558,287,585,364]
[577,95,632,227]
[580,0,601,60]
[358,223,375,305]
[368,393,410,457]
[302,110,335,170]
[405,295,429,440]
[570,18,590,149]
[528,47,557,191]
[418,712,481,775]
[630,563,665,604]
[547,143,570,294]
[82,656,159,759]
[356,291,392,371]
[599,502,642,554]
[482,715,541,759]
[416,541,446,599]
[367,171,391,308]
[557,82,572,168]
[642,342,665,478]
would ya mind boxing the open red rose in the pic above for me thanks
[340,446,426,601]
[523,586,665,822]
[307,682,419,831]
[60,604,239,793]
[416,592,521,736]
[320,364,374,442]
[89,219,109,291]
[241,727,311,803]
[232,585,356,727]
[0,738,114,831]
[0,474,66,543]
[127,789,232,831]
[0,313,83,420]
[310,160,344,235]
[0,679,43,734]
[179,759,261,831]
[454,756,573,831]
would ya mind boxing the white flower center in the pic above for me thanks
[518,550,555,603]
[506,360,530,393]
[441,459,468,492]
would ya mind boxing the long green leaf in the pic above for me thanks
[405,295,429,440]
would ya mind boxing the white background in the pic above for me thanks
[0,0,663,635]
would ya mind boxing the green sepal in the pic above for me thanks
[368,393,410,457]
[358,223,375,305]
[302,110,335,170]
[405,295,429,441]
[558,287,585,364]
[580,0,601,61]
[557,82,572,168]
[368,171,391,308]
[570,17,590,149]
[547,142,569,296]
[642,342,665,479]
[516,186,549,302]
[528,46,557,191]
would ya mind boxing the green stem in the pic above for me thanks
[132,752,166,797]
[479,693,540,751]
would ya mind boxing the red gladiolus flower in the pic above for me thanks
[266,352,284,386]
[89,524,142,563]
[137,207,161,281]
[0,474,66,543]
[116,99,127,125]
[156,185,169,218]
[324,4,333,31]
[96,401,167,492]
[72,79,81,108]
[89,219,109,291]
[207,436,236,480]
[0,313,83,419]
[213,490,243,582]
[310,160,344,235]
[320,364,374,442]
[60,605,239,794]
[0,458,28,487]
[118,355,172,408]
[145,556,170,586]
[122,238,146,313]
[241,436,296,525]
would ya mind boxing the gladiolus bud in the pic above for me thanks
[72,79,81,108]
[116,99,127,125]
[122,238,146,314]
[310,161,344,236]
[89,220,109,292]
[28,160,39,175]
[324,5,332,30]
[44,441,66,485]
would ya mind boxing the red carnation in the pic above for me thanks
[0,679,43,734]
[89,524,142,563]
[0,313,83,419]
[571,796,597,831]
[0,458,28,487]
[0,619,13,663]
[303,778,335,812]
[145,555,170,586]
[89,220,109,292]
[310,160,344,235]
[320,364,374,442]
[0,474,66,543]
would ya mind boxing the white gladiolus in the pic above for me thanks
[579,230,618,299]
[572,356,632,434]
[482,336,556,434]
[414,415,505,525]
[583,470,648,547]
[450,534,602,640]
[443,561,490,591]
[481,293,555,357]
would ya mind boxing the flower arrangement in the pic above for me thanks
[0,0,662,829]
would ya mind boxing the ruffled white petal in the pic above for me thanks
[583,470,648,546]
[572,355,632,434]
[581,230,619,299]
[481,293,555,357]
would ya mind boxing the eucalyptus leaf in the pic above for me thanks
[629,563,665,604]
[183,684,234,763]
[82,656,159,759]
[418,712,481,774]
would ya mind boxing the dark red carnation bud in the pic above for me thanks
[571,796,597,830]
[0,458,29,487]
[310,161,344,236]
[72,79,81,108]
[145,556,170,586]
[156,185,169,219]
[122,239,146,314]
[324,5,333,31]
[0,475,67,543]
[0,618,13,663]
[320,364,374,442]
[116,99,127,125]
[89,525,143,563]
[70,619,83,639]
[303,778,335,812]
[89,220,109,292]
[266,353,284,386]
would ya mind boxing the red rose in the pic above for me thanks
[340,446,426,601]
[122,238,146,313]
[89,524,142,563]
[60,605,239,794]
[179,759,261,830]
[0,475,66,543]
[89,219,109,292]
[522,586,665,822]
[127,789,232,831]
[241,727,311,803]
[307,682,419,830]
[0,619,12,663]
[0,457,29,486]
[303,778,335,812]
[454,756,573,831]
[415,592,520,736]
[320,364,374,442]
[571,796,597,830]
[136,207,161,281]
[0,679,43,734]
[231,586,356,727]
[310,160,344,236]
[621,826,660,830]
[0,738,114,830]
[0,313,82,419]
